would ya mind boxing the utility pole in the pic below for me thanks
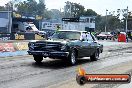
[126,6,128,33]
[7,3,9,33]
[125,6,128,42]
[69,2,72,17]
[105,9,108,32]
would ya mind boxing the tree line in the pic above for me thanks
[0,0,131,32]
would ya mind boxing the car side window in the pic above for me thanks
[87,33,93,41]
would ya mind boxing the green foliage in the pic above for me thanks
[0,6,6,11]
[127,15,132,30]
[95,15,106,31]
[15,0,45,17]
[0,0,127,32]
[43,9,52,19]
[95,15,123,32]
[64,1,85,17]
[72,3,85,17]
[50,9,62,19]
[83,9,97,16]
[107,16,122,31]
[0,1,13,11]
[64,1,98,17]
[43,9,63,19]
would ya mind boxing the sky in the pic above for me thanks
[0,0,132,15]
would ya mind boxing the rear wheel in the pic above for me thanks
[33,55,43,63]
[90,50,99,61]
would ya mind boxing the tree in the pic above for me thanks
[95,15,123,32]
[0,6,6,11]
[127,15,132,30]
[64,1,85,17]
[83,9,97,16]
[64,1,99,17]
[95,15,106,31]
[0,1,13,11]
[5,1,13,11]
[43,9,52,19]
[107,16,122,31]
[50,9,63,19]
[36,2,45,16]
[14,0,45,17]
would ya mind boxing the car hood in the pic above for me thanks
[30,39,69,45]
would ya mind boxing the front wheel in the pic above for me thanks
[33,55,43,63]
[97,37,100,40]
[90,50,99,61]
[68,50,77,65]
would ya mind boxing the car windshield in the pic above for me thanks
[51,31,81,40]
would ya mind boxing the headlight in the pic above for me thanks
[28,42,35,47]
[61,45,67,51]
[31,43,35,46]
[28,42,35,50]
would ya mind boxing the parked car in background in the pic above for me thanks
[42,29,55,37]
[37,31,46,37]
[96,32,113,40]
[28,30,103,65]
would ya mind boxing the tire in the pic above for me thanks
[90,50,99,61]
[33,55,43,63]
[68,50,77,65]
[97,37,100,40]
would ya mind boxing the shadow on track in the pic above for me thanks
[31,58,92,69]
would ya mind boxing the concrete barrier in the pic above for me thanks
[13,42,28,51]
[0,44,4,52]
[0,42,28,52]
[0,43,15,52]
[0,33,45,40]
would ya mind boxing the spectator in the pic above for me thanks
[80,33,87,41]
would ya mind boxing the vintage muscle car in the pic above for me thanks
[28,30,103,65]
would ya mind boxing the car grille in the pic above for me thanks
[29,42,61,51]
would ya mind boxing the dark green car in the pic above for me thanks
[28,30,103,65]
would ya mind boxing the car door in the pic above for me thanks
[81,40,92,57]
[77,32,91,57]
[87,33,97,56]
[74,32,86,57]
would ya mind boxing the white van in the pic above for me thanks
[12,22,39,33]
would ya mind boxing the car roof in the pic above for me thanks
[58,30,87,33]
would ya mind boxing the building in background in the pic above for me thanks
[0,11,12,33]
[41,19,62,31]
[62,16,96,32]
